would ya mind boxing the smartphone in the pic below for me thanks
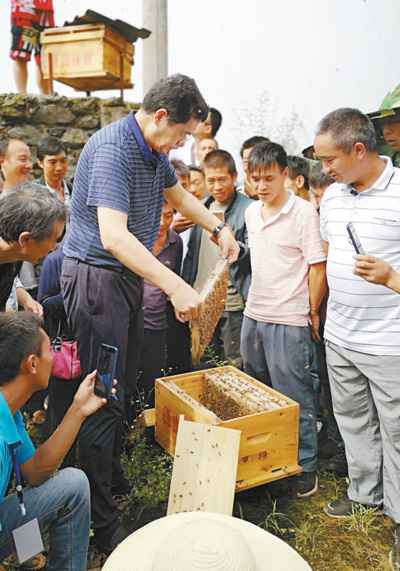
[94,344,118,400]
[346,222,366,255]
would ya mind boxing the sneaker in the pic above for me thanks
[324,496,383,519]
[325,448,348,477]
[389,525,400,571]
[296,471,318,498]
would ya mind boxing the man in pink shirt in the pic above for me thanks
[240,142,327,497]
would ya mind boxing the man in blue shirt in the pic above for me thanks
[61,73,239,554]
[0,312,109,570]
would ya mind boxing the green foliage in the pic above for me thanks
[122,431,173,509]
[202,346,227,368]
[344,503,382,537]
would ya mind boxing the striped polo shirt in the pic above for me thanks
[320,157,400,355]
[63,113,177,268]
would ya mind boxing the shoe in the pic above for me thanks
[296,471,318,498]
[390,525,400,571]
[325,448,348,477]
[324,496,383,519]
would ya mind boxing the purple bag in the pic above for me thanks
[51,338,81,380]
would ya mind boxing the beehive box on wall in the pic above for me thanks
[155,366,301,491]
[41,24,134,91]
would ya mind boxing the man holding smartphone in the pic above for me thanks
[61,74,239,555]
[0,312,109,570]
[314,108,400,570]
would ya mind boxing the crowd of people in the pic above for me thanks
[1,72,400,571]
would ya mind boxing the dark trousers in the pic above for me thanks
[139,328,167,407]
[48,376,81,467]
[241,317,318,472]
[166,303,192,373]
[61,258,143,546]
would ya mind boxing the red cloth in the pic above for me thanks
[11,0,36,26]
[34,0,54,11]
[11,0,54,25]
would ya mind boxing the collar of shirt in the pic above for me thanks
[257,190,295,228]
[206,190,238,213]
[342,156,394,196]
[155,229,178,257]
[46,180,71,204]
[127,112,159,166]
[0,392,21,447]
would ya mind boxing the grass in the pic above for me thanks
[20,408,395,571]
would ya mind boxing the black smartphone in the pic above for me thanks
[94,344,118,400]
[346,222,366,255]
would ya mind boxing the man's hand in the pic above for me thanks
[16,288,44,317]
[172,215,194,234]
[72,371,111,418]
[217,226,240,263]
[354,255,393,286]
[23,297,43,318]
[310,311,321,343]
[169,281,201,322]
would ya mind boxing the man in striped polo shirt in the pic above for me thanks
[61,74,239,556]
[315,108,400,570]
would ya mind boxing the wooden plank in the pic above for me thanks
[136,408,155,428]
[155,380,219,455]
[236,462,302,491]
[167,416,241,516]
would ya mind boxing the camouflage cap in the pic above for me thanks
[368,84,400,123]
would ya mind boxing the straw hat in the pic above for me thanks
[102,512,312,571]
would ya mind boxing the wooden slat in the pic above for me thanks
[155,379,219,456]
[136,408,156,428]
[167,416,241,516]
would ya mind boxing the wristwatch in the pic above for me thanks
[211,221,226,239]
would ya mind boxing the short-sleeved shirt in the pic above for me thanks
[0,392,35,501]
[143,229,183,331]
[320,156,400,355]
[63,113,177,269]
[245,192,326,327]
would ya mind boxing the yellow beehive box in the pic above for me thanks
[155,366,301,491]
[41,24,134,91]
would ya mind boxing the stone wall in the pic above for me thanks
[0,94,140,179]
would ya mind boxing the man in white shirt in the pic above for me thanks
[315,107,400,571]
[37,136,72,205]
[170,107,222,165]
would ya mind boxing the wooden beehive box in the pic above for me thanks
[155,366,301,491]
[41,24,134,91]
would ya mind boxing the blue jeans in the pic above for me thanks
[0,467,90,571]
[241,317,318,472]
